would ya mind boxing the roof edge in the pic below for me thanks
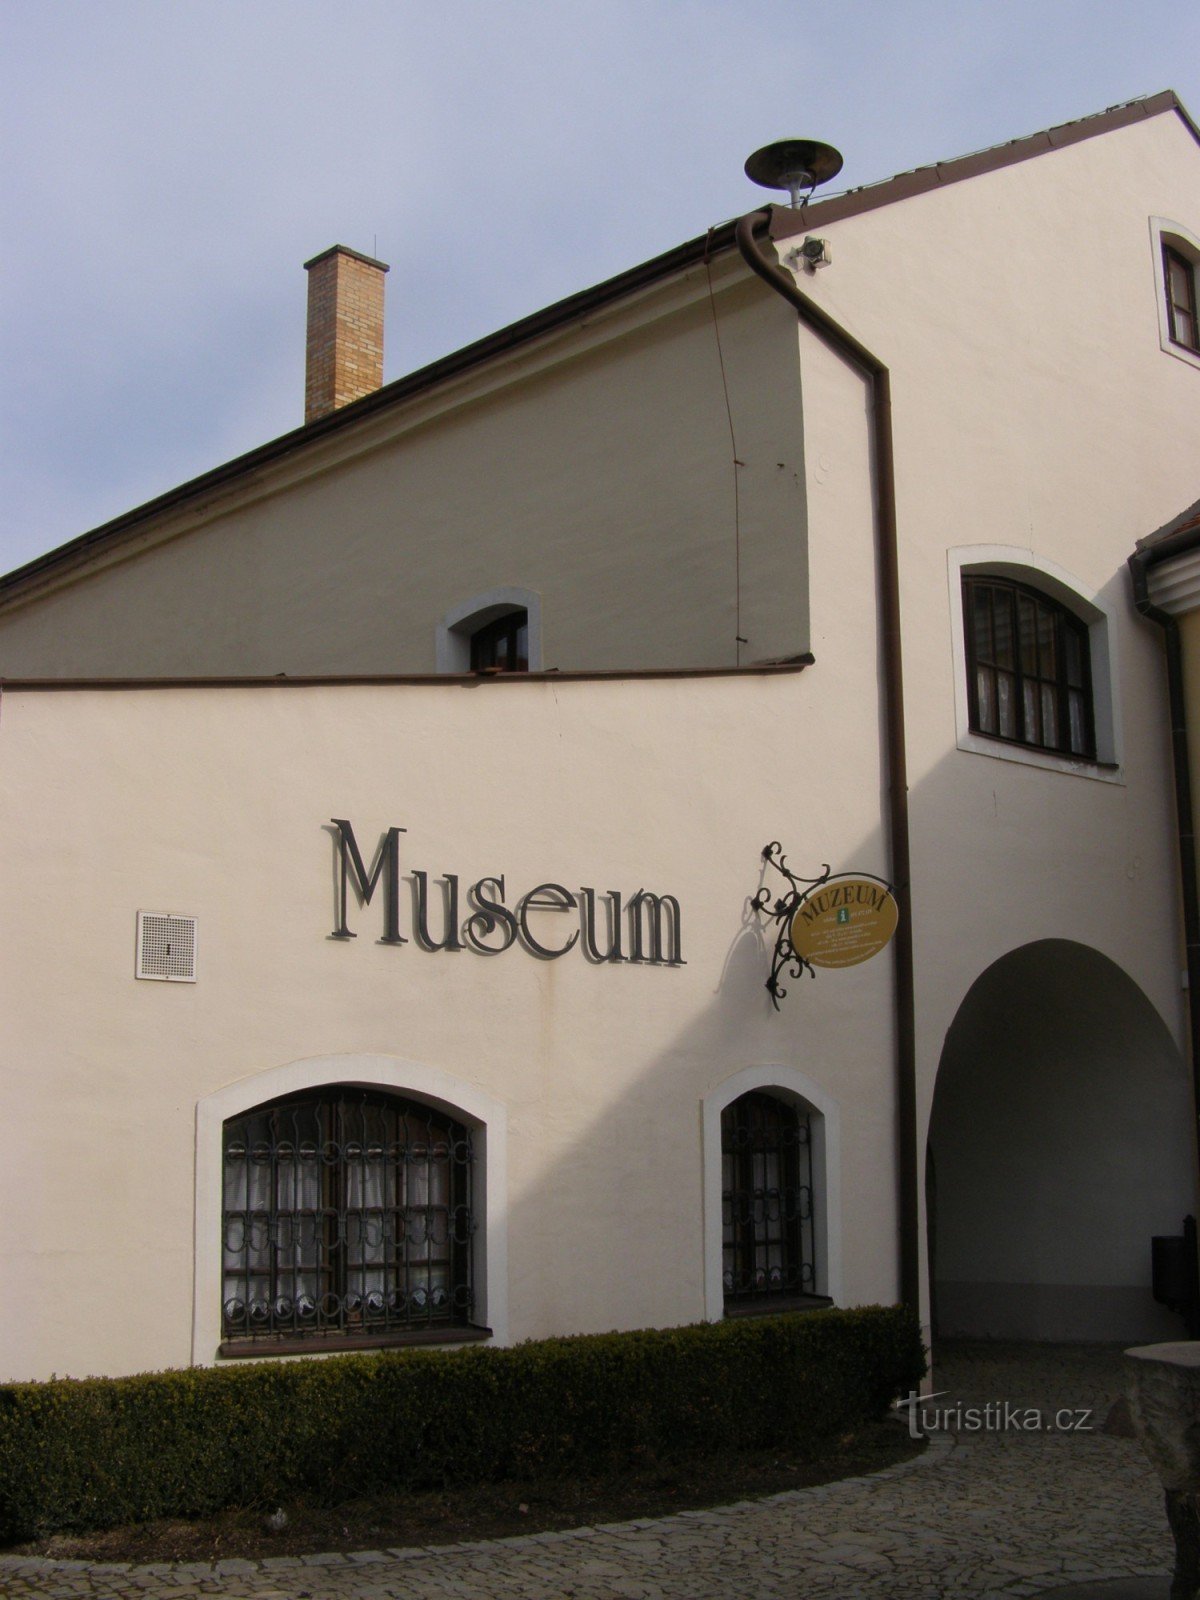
[772,91,1196,241]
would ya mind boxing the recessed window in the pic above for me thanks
[721,1090,817,1311]
[470,608,528,672]
[221,1087,475,1352]
[963,576,1095,760]
[436,587,542,673]
[1152,220,1200,371]
[1164,243,1200,354]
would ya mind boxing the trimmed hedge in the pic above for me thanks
[0,1306,923,1542]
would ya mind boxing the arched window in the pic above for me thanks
[963,575,1095,759]
[221,1087,474,1350]
[721,1090,817,1311]
[435,586,542,673]
[1153,220,1200,368]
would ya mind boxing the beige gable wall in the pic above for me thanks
[781,110,1200,1036]
[0,269,807,677]
[760,109,1200,1341]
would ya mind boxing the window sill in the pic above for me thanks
[723,1294,834,1319]
[218,1324,492,1359]
[956,729,1122,784]
[1161,334,1200,372]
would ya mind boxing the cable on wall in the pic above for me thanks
[704,226,746,667]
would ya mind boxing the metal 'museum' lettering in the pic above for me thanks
[330,820,405,944]
[329,820,684,966]
[628,889,683,966]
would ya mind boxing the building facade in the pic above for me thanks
[2,93,1199,1381]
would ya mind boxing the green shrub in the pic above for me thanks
[0,1305,923,1542]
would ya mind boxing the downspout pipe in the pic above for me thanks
[735,209,919,1315]
[1127,545,1200,1208]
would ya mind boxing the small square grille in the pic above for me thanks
[136,912,197,982]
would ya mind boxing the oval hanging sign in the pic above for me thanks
[789,876,898,969]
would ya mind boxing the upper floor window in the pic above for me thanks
[1152,219,1200,371]
[221,1087,475,1352]
[963,576,1095,759]
[1164,243,1200,354]
[436,586,542,673]
[470,608,528,672]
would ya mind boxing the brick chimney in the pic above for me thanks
[303,245,389,423]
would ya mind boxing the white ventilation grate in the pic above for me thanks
[136,911,197,982]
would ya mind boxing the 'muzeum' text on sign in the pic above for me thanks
[329,820,684,966]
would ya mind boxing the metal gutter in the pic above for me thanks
[1128,539,1200,1194]
[735,210,919,1315]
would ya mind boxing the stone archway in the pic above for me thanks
[927,940,1194,1342]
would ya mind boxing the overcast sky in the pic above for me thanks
[3,1,1199,576]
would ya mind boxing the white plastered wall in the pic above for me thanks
[0,665,896,1382]
[780,110,1200,1341]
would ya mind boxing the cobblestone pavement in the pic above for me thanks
[0,1343,1174,1600]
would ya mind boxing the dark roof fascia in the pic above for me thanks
[771,91,1197,242]
[1131,501,1200,571]
[0,656,813,692]
[0,221,742,602]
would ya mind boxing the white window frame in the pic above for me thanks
[435,586,543,673]
[948,545,1122,782]
[1151,216,1200,372]
[194,1054,509,1364]
[701,1064,841,1321]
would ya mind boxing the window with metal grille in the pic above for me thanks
[721,1091,815,1309]
[470,609,528,672]
[1164,243,1200,354]
[221,1088,474,1349]
[963,576,1095,759]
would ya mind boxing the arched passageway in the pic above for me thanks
[927,940,1194,1342]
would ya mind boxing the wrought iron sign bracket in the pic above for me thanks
[752,842,895,1009]
[752,842,829,1008]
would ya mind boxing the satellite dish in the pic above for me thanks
[744,139,844,208]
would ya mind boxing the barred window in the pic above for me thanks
[721,1091,816,1310]
[221,1088,474,1351]
[963,576,1095,759]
